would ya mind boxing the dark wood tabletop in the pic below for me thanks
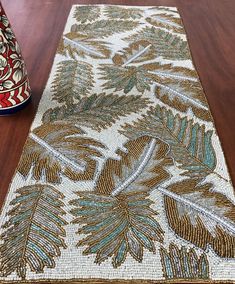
[0,0,235,209]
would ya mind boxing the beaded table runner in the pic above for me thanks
[0,5,235,284]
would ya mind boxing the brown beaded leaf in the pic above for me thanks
[146,11,184,34]
[164,178,235,258]
[58,33,111,60]
[18,122,106,183]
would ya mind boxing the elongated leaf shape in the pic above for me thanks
[43,93,150,131]
[104,6,143,19]
[146,13,184,34]
[121,105,216,177]
[58,33,111,59]
[18,122,105,183]
[163,178,235,258]
[0,184,67,279]
[147,62,211,121]
[70,136,173,267]
[71,20,139,39]
[52,60,94,105]
[153,79,211,122]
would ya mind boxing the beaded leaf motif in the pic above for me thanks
[70,136,173,267]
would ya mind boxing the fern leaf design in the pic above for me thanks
[52,60,94,105]
[162,178,235,258]
[104,6,143,20]
[146,13,184,34]
[73,6,101,23]
[18,123,105,183]
[70,136,173,267]
[120,105,217,178]
[160,243,209,279]
[125,27,190,60]
[71,20,139,39]
[42,93,150,131]
[0,184,67,279]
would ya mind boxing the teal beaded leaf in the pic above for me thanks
[0,184,67,279]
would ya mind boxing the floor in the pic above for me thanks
[0,0,235,209]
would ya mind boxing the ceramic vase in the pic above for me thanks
[0,2,31,115]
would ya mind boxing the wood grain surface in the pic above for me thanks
[0,0,235,209]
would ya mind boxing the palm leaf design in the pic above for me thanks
[120,105,216,178]
[18,122,105,183]
[124,27,190,60]
[146,13,184,34]
[161,178,235,258]
[58,32,111,59]
[160,243,209,279]
[104,6,143,19]
[70,136,173,267]
[52,60,94,105]
[42,93,150,131]
[71,191,163,268]
[71,20,139,39]
[0,184,67,279]
[73,6,101,23]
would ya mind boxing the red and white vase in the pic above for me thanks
[0,3,31,115]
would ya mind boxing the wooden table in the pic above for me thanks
[1,0,235,208]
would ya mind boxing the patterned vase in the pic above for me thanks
[0,2,31,115]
